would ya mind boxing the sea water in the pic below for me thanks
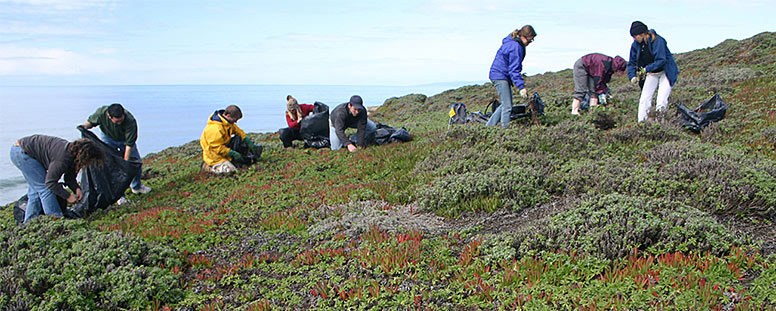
[0,83,461,205]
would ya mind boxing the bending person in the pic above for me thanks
[627,21,679,123]
[278,95,314,148]
[571,53,627,115]
[487,25,536,128]
[81,103,151,194]
[329,95,376,152]
[10,135,104,223]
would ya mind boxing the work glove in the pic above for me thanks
[519,88,528,98]
[630,76,639,84]
[228,149,244,163]
[243,137,259,153]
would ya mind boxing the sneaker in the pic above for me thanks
[131,185,152,194]
[117,196,130,205]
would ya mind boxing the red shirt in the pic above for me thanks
[286,104,315,130]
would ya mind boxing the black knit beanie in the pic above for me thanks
[630,21,648,36]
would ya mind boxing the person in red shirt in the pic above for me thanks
[279,95,315,148]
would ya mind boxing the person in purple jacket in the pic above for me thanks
[10,135,104,223]
[570,53,627,115]
[487,25,536,128]
[627,21,679,123]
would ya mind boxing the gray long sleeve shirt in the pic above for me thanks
[18,135,78,199]
[329,103,367,147]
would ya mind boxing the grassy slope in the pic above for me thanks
[2,32,776,310]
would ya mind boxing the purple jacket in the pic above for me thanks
[489,35,526,90]
[581,53,627,94]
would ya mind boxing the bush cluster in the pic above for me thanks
[510,194,742,260]
[0,217,184,310]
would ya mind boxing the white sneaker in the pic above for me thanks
[131,185,152,194]
[117,196,130,205]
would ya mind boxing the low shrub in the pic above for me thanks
[513,194,743,260]
[0,217,184,310]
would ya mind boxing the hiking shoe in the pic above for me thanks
[131,185,152,194]
[117,196,130,205]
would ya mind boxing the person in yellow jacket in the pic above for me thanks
[199,105,261,174]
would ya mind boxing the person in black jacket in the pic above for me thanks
[10,135,104,223]
[329,95,376,152]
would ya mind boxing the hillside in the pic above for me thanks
[2,32,776,310]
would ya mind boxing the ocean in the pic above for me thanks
[0,83,462,205]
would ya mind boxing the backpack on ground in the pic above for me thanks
[448,103,468,125]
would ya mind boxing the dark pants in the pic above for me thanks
[278,127,302,148]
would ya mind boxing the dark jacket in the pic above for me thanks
[582,53,627,94]
[17,135,79,199]
[330,103,367,147]
[488,35,527,89]
[627,29,679,86]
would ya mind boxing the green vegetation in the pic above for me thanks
[2,32,776,310]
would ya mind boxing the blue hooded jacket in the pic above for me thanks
[627,29,679,86]
[489,35,527,90]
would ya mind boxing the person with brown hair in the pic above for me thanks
[10,135,105,223]
[487,25,536,128]
[200,105,262,174]
[278,95,315,148]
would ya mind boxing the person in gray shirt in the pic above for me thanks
[10,135,104,223]
[329,95,376,152]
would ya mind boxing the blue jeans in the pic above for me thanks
[100,135,143,189]
[329,119,377,150]
[10,146,63,222]
[486,79,513,128]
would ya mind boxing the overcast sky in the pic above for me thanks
[0,0,774,86]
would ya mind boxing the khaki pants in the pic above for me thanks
[201,161,237,174]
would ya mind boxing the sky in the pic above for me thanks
[0,0,774,86]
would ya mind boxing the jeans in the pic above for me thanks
[100,134,143,189]
[10,146,63,222]
[638,71,672,122]
[329,119,377,150]
[486,79,513,128]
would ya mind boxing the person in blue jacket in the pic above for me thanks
[627,21,679,123]
[487,25,536,128]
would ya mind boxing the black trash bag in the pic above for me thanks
[14,189,79,224]
[467,111,490,124]
[348,129,377,146]
[71,126,142,216]
[448,103,468,124]
[225,135,263,166]
[677,94,727,133]
[483,92,545,121]
[374,127,394,145]
[389,127,411,143]
[300,102,331,148]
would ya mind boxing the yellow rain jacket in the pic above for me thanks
[200,110,247,165]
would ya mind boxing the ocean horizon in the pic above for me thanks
[0,82,474,205]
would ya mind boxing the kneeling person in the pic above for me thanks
[200,105,262,174]
[330,95,376,152]
[278,95,314,148]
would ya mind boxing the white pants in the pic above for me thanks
[638,71,672,122]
